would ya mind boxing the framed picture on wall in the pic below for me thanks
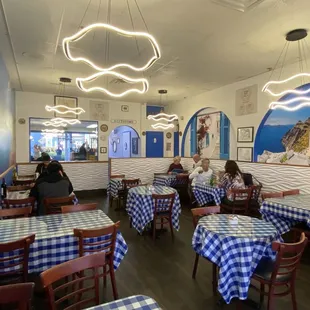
[100,147,107,154]
[132,137,139,155]
[237,126,254,143]
[237,147,253,162]
[54,96,78,118]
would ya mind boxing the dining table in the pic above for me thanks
[107,178,123,198]
[192,214,279,304]
[153,174,188,187]
[126,185,181,234]
[0,210,128,273]
[261,194,310,235]
[86,295,162,310]
[192,183,226,206]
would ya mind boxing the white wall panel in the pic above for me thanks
[17,162,109,191]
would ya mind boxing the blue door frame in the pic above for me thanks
[146,131,164,157]
[174,132,179,156]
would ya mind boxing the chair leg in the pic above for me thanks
[267,286,275,310]
[169,218,174,242]
[192,253,200,279]
[291,281,298,310]
[109,262,118,300]
[103,265,107,288]
[212,263,217,296]
[259,283,265,309]
[109,197,113,208]
[161,218,164,230]
[152,219,156,242]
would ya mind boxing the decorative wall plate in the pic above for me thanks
[18,118,26,124]
[166,132,172,139]
[100,124,108,132]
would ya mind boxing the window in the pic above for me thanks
[29,118,98,162]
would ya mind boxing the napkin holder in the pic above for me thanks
[228,215,238,225]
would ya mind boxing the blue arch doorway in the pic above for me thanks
[181,108,230,160]
[108,126,140,158]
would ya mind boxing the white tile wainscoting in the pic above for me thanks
[17,162,109,191]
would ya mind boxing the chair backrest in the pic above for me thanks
[0,206,32,219]
[152,193,176,214]
[7,185,32,192]
[154,173,168,176]
[242,173,254,186]
[13,179,35,186]
[191,206,221,227]
[251,185,262,201]
[40,252,106,310]
[122,179,140,190]
[176,174,189,181]
[283,189,300,196]
[110,174,125,179]
[4,197,35,210]
[0,283,35,310]
[43,196,75,215]
[0,234,35,282]
[74,221,120,257]
[270,233,308,284]
[61,203,97,214]
[261,192,284,200]
[230,188,253,212]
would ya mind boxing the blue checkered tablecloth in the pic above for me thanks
[153,175,187,187]
[86,295,161,310]
[107,178,123,198]
[261,194,310,235]
[192,214,278,304]
[126,185,181,233]
[192,183,226,206]
[0,210,128,273]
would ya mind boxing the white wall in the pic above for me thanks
[169,62,309,160]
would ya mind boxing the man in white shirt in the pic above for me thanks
[189,158,213,186]
[191,154,202,172]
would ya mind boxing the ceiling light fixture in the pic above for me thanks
[263,29,310,111]
[42,129,65,133]
[76,71,149,97]
[43,118,81,127]
[63,23,160,73]
[86,124,98,129]
[45,105,85,115]
[151,123,174,130]
[147,113,178,122]
[62,0,160,98]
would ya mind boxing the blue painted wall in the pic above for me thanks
[146,131,164,157]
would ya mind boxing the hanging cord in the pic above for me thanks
[93,0,102,40]
[134,0,149,33]
[301,39,309,83]
[277,41,290,82]
[78,0,92,30]
[126,0,141,56]
[298,40,305,85]
[104,0,112,88]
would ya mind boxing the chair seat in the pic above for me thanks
[156,211,170,217]
[253,257,291,283]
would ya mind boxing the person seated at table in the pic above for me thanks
[167,156,184,174]
[191,154,202,172]
[30,161,74,215]
[218,160,245,201]
[189,158,213,186]
[35,152,51,177]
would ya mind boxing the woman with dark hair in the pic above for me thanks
[218,160,245,201]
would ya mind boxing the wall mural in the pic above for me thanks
[254,83,310,166]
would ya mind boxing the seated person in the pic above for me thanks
[189,158,213,186]
[35,152,51,177]
[167,156,184,174]
[30,161,74,215]
[218,160,245,201]
[191,154,202,172]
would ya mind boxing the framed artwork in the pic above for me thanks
[54,96,78,118]
[237,147,253,162]
[237,126,254,143]
[121,105,129,112]
[166,132,172,139]
[132,137,139,155]
[100,147,107,154]
[100,124,108,132]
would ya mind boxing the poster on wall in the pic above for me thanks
[196,112,220,159]
[89,100,109,121]
[132,137,139,155]
[235,84,258,116]
[254,83,310,166]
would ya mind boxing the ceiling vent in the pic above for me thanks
[211,0,266,12]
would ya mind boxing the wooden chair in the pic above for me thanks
[4,197,36,216]
[152,193,176,242]
[61,203,97,214]
[248,185,263,218]
[119,179,140,209]
[0,206,32,219]
[40,252,106,310]
[261,192,284,200]
[7,185,32,192]
[283,189,300,196]
[110,174,125,179]
[191,206,220,296]
[251,233,308,310]
[220,188,253,215]
[73,222,120,300]
[0,283,35,310]
[173,174,190,202]
[13,179,35,186]
[0,234,35,284]
[43,196,75,214]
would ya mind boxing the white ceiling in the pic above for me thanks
[0,0,310,104]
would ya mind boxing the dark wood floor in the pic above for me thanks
[35,192,310,310]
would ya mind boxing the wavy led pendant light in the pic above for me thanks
[43,118,81,127]
[45,105,85,115]
[263,29,310,111]
[151,123,174,130]
[62,0,160,97]
[41,129,65,133]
